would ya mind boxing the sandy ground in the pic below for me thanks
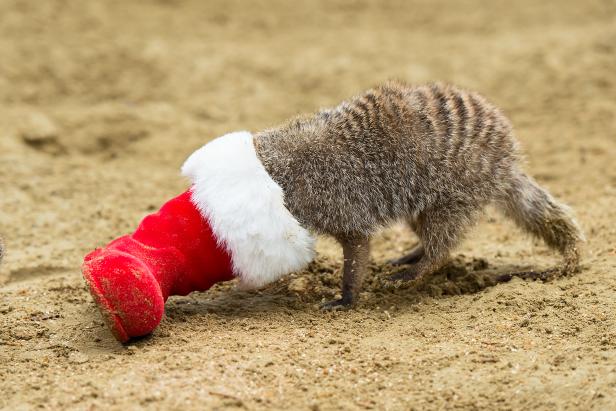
[1,0,616,409]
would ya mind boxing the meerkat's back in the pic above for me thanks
[256,82,518,235]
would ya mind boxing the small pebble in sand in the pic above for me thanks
[20,112,58,140]
[19,112,66,155]
[68,352,89,364]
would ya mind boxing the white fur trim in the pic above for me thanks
[182,131,315,289]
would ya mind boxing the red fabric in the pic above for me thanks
[82,189,235,342]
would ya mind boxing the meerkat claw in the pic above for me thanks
[387,245,425,266]
[387,254,422,266]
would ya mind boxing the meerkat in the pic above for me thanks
[252,81,583,308]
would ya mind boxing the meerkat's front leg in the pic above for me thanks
[321,235,370,310]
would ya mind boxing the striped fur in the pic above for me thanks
[254,81,584,307]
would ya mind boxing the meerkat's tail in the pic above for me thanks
[497,169,584,275]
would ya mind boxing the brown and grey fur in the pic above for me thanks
[253,81,584,308]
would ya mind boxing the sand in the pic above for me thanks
[1,0,615,409]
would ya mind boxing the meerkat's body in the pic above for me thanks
[253,82,583,308]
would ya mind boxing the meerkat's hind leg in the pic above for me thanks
[321,235,370,310]
[388,203,479,282]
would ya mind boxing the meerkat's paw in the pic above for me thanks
[387,266,423,282]
[387,254,422,266]
[387,245,425,266]
[320,298,353,311]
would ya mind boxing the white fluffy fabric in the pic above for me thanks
[182,131,315,289]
